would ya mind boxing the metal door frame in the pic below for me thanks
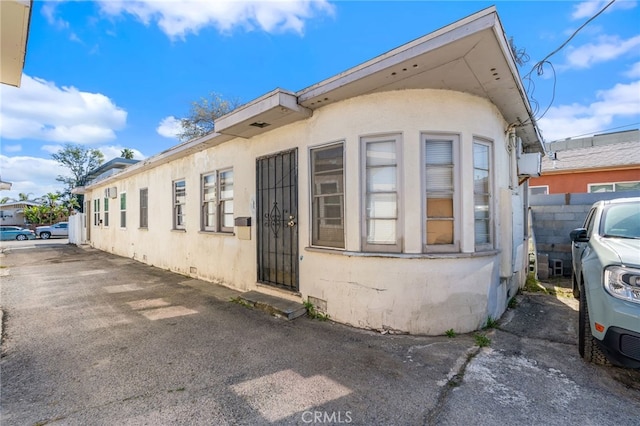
[256,149,299,291]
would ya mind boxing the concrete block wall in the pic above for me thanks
[529,190,640,277]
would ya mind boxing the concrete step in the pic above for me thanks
[238,290,307,320]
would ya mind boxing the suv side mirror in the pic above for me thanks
[570,228,589,242]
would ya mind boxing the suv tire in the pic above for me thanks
[572,271,580,299]
[40,232,51,240]
[578,283,610,365]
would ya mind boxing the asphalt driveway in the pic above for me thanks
[1,243,639,425]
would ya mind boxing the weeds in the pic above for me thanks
[474,333,491,347]
[230,297,253,308]
[304,300,330,321]
[484,316,499,329]
[445,329,456,338]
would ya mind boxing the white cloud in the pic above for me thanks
[96,0,335,39]
[156,116,182,138]
[564,34,640,69]
[571,0,637,20]
[0,75,127,144]
[538,80,640,141]
[624,61,640,78]
[98,145,145,160]
[0,155,69,201]
[3,144,22,153]
[41,2,70,30]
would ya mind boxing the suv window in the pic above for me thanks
[584,207,597,235]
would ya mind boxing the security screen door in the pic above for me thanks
[256,149,299,291]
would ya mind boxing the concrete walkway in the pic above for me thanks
[1,243,639,425]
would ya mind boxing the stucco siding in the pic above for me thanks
[86,88,520,335]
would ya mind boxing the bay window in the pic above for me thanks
[362,134,402,253]
[424,134,458,251]
[311,143,345,248]
[473,139,493,249]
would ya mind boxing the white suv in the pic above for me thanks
[35,222,69,239]
[570,197,640,368]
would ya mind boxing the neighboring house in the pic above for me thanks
[84,157,140,185]
[0,201,40,226]
[0,0,31,87]
[75,7,544,335]
[529,129,640,195]
[71,157,139,243]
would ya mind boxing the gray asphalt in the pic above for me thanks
[1,242,639,425]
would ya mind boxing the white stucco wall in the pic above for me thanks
[87,89,525,335]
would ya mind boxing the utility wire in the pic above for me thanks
[522,0,618,125]
[525,0,617,81]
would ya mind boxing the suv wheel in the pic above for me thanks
[40,232,51,240]
[16,234,27,241]
[578,283,610,365]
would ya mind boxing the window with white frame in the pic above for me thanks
[140,188,148,228]
[201,169,234,233]
[174,180,186,230]
[588,181,640,193]
[473,139,493,249]
[103,197,109,227]
[93,199,100,226]
[311,142,345,248]
[120,192,127,228]
[424,134,458,251]
[529,186,548,195]
[362,134,402,253]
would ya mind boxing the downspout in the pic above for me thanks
[507,128,518,192]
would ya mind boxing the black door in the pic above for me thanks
[256,149,299,291]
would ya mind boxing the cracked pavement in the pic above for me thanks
[1,242,639,425]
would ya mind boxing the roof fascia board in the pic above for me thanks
[84,131,234,189]
[489,14,543,148]
[215,89,311,135]
[297,7,497,103]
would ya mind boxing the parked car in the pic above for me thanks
[35,222,69,239]
[570,197,640,368]
[0,227,36,241]
[0,225,29,231]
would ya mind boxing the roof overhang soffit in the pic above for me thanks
[0,0,31,88]
[214,90,312,139]
[297,7,543,153]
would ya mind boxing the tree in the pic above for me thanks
[16,192,42,202]
[51,144,104,212]
[178,92,241,142]
[23,193,68,225]
[121,148,135,159]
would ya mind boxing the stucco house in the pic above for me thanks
[0,201,40,227]
[529,129,640,195]
[75,7,544,335]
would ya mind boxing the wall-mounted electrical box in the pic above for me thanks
[235,216,251,240]
[234,217,251,227]
[517,153,542,177]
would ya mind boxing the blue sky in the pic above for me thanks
[1,0,639,200]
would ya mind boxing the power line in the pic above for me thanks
[523,0,618,123]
